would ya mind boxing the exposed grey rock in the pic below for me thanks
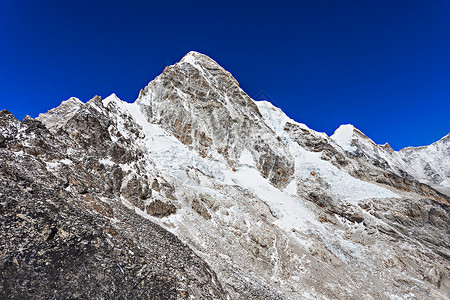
[0,110,20,148]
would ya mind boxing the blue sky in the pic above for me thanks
[1,0,449,150]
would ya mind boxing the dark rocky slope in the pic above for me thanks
[0,110,226,299]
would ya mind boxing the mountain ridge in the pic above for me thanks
[1,51,449,299]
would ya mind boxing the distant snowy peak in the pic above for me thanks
[332,123,449,156]
[399,131,450,189]
[401,131,450,152]
[331,124,392,153]
[331,123,450,190]
[103,93,122,107]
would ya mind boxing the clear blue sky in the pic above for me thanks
[1,0,449,150]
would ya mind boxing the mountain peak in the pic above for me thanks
[178,51,229,75]
[181,50,203,60]
[331,124,358,152]
[180,51,211,64]
[66,97,83,104]
[135,50,294,188]
[334,124,356,133]
[103,93,121,106]
[331,124,381,153]
[36,97,84,130]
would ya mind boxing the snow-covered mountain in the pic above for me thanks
[332,124,450,197]
[1,51,449,299]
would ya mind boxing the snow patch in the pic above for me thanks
[331,124,357,152]
[238,149,255,167]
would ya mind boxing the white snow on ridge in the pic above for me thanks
[238,149,255,166]
[180,51,199,65]
[255,100,399,203]
[103,93,121,107]
[254,100,309,135]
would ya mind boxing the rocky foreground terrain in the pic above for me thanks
[1,51,449,299]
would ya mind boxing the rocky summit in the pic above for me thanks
[1,51,449,299]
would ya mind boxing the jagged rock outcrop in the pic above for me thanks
[0,110,21,148]
[1,51,449,299]
[36,97,84,130]
[283,121,349,168]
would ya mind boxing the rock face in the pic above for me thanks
[0,110,20,148]
[1,51,449,299]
